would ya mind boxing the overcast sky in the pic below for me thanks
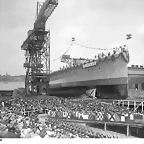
[0,0,144,75]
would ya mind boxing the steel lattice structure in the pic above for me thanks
[21,0,58,95]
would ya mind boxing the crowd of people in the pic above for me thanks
[0,96,100,138]
[0,96,142,138]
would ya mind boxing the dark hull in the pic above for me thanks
[48,86,89,97]
[49,75,144,99]
[49,76,128,99]
[48,84,128,99]
[49,52,129,99]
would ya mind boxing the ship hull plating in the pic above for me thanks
[49,78,128,99]
[49,52,129,99]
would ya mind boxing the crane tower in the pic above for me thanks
[21,0,58,95]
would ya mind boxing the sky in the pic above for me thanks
[0,0,144,75]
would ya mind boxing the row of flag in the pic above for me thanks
[71,34,132,50]
[46,109,144,124]
[71,43,128,51]
[52,34,132,62]
[72,34,132,42]
[7,105,144,124]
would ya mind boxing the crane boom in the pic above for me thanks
[34,0,58,30]
[21,0,58,49]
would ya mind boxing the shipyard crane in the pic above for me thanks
[21,0,58,95]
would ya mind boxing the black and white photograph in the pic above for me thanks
[0,0,144,140]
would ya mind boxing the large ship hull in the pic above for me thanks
[49,52,129,99]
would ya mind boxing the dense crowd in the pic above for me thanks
[0,96,142,138]
[0,97,98,138]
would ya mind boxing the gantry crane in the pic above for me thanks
[21,0,58,95]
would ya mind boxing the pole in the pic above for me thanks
[104,123,107,131]
[126,124,130,137]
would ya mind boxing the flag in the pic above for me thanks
[82,113,89,120]
[107,113,115,121]
[120,113,128,122]
[51,111,56,117]
[75,111,79,118]
[130,114,134,121]
[95,112,104,121]
[78,112,83,119]
[114,113,120,122]
[71,111,76,118]
[67,112,71,118]
[121,115,125,122]
[63,111,68,118]
[126,34,132,40]
[47,110,51,116]
[72,37,75,42]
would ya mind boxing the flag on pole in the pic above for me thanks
[126,34,132,40]
[72,37,75,42]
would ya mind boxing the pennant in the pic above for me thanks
[126,34,132,40]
